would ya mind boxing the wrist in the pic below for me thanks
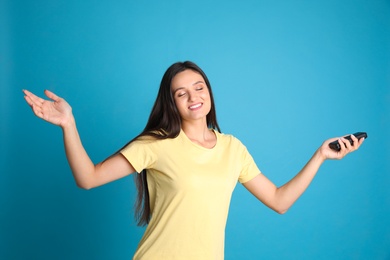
[314,148,327,163]
[61,115,76,130]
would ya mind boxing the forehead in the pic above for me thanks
[171,69,205,89]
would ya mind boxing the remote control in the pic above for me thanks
[329,132,367,151]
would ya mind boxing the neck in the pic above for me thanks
[181,119,214,144]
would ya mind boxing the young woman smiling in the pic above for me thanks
[23,61,364,260]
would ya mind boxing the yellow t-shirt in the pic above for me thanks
[121,129,260,260]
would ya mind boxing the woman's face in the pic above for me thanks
[171,69,211,124]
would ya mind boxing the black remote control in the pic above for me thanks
[329,132,367,151]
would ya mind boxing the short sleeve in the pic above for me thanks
[237,145,261,183]
[120,139,158,173]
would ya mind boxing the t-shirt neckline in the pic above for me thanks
[180,129,219,150]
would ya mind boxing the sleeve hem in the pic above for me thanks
[119,151,143,174]
[239,172,261,184]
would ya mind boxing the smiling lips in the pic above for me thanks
[189,103,202,110]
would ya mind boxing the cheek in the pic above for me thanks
[202,92,211,104]
[174,99,186,114]
[200,89,210,99]
[202,93,212,112]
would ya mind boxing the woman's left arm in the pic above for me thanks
[243,134,365,214]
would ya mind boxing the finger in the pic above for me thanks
[25,97,44,118]
[350,134,359,149]
[23,89,44,103]
[339,137,348,148]
[23,94,34,107]
[325,137,339,145]
[338,137,351,156]
[23,89,45,105]
[337,138,345,152]
[44,89,61,102]
[31,104,44,119]
[24,95,42,112]
[354,135,365,149]
[342,136,353,150]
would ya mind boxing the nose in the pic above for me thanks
[187,90,196,102]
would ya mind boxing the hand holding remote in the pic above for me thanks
[329,132,368,151]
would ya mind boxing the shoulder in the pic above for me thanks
[215,131,245,148]
[132,129,178,143]
[129,132,182,150]
[121,134,178,160]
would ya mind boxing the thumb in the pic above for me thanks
[44,89,61,102]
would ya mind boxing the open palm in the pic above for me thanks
[23,89,73,127]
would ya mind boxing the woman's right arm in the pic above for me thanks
[23,89,135,189]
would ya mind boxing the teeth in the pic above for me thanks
[189,103,202,109]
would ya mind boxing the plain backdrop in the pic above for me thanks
[1,0,389,259]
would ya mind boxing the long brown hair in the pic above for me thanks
[130,61,221,226]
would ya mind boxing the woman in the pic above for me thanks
[23,61,364,260]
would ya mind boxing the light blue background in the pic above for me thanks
[1,0,389,259]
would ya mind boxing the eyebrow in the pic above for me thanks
[172,81,205,94]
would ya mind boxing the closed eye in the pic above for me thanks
[194,82,205,91]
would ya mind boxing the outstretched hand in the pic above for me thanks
[23,89,73,128]
[319,134,365,160]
